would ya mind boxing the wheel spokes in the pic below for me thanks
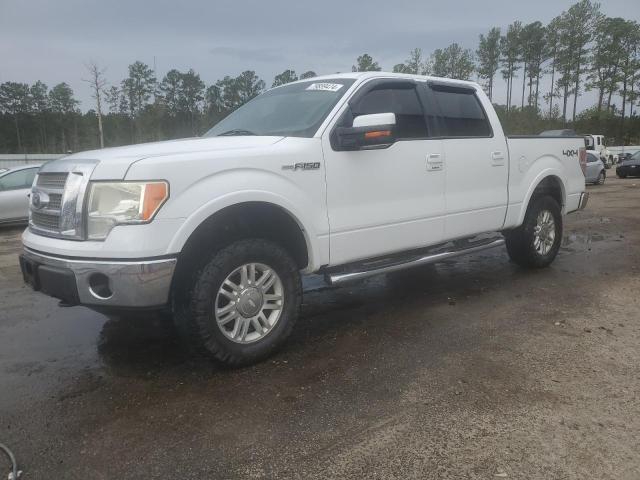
[215,262,284,344]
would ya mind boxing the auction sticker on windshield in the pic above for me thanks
[306,83,344,92]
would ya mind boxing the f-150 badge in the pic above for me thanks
[282,162,320,171]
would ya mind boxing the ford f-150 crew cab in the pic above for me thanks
[19,72,589,365]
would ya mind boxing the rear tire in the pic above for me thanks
[174,239,301,366]
[504,195,562,269]
[618,173,627,179]
[596,171,605,185]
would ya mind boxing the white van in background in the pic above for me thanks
[584,134,613,168]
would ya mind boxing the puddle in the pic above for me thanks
[563,233,606,246]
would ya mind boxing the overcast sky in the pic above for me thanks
[1,0,639,111]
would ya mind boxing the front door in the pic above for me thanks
[323,79,446,266]
[0,168,38,221]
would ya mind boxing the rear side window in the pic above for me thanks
[430,88,491,137]
[0,168,37,190]
[351,86,428,139]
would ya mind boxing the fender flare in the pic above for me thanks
[167,190,322,272]
[517,169,567,225]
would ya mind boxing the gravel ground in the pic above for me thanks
[1,176,639,479]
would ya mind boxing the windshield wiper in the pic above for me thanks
[218,129,257,136]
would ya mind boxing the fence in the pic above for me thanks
[0,154,65,170]
[609,145,640,155]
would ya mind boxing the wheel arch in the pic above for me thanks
[170,201,312,303]
[518,173,566,225]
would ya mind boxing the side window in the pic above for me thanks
[430,87,492,137]
[0,169,37,191]
[351,85,428,139]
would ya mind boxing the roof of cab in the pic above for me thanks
[287,71,481,89]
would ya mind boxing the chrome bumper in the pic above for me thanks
[20,248,176,308]
[578,192,589,210]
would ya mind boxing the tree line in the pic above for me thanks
[0,0,638,154]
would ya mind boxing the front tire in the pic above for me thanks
[504,195,562,269]
[596,171,606,185]
[175,239,301,366]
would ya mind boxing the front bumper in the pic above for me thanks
[19,248,176,308]
[617,165,640,176]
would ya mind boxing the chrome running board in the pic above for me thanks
[326,238,505,285]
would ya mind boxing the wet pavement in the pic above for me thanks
[1,176,639,479]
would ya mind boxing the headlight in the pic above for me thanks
[87,181,169,240]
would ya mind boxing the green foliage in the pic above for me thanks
[430,43,474,80]
[352,54,381,72]
[393,48,428,75]
[272,69,298,87]
[1,0,639,153]
[0,82,31,116]
[476,28,501,99]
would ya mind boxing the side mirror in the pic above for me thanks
[334,113,396,151]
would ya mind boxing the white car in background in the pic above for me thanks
[0,164,41,225]
[584,151,606,185]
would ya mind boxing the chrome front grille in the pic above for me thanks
[37,173,69,189]
[31,174,68,233]
[48,193,62,210]
[29,160,97,240]
[31,211,61,231]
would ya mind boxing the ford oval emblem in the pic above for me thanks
[31,191,49,209]
[32,192,41,209]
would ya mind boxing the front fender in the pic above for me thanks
[164,168,328,271]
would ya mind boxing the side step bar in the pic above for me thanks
[326,238,505,285]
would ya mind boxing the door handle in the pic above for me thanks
[426,153,444,171]
[491,151,505,166]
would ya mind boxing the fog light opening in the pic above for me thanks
[88,273,113,300]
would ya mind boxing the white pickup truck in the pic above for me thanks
[20,72,589,365]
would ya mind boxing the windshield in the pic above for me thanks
[204,79,355,138]
[624,150,640,163]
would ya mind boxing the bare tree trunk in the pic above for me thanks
[620,63,628,142]
[13,115,22,153]
[84,62,107,149]
[597,82,604,112]
[97,97,104,148]
[629,79,635,119]
[572,59,581,122]
[508,66,515,111]
[562,84,569,125]
[606,65,619,112]
[534,70,542,112]
[548,55,556,118]
[521,63,527,109]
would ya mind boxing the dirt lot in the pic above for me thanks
[1,177,639,479]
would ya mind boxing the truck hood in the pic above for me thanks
[58,136,285,179]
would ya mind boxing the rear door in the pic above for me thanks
[425,82,509,239]
[323,79,446,265]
